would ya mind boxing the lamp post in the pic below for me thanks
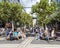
[32,13,37,33]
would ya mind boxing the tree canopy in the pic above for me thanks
[0,2,33,27]
[32,0,56,26]
[51,3,60,23]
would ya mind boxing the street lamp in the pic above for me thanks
[32,13,37,27]
[32,13,37,33]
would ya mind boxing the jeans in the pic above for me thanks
[36,33,41,40]
[10,33,13,40]
[45,35,49,41]
[6,28,11,36]
[6,32,9,36]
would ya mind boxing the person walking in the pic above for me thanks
[35,27,41,40]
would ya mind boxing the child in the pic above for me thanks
[13,29,19,40]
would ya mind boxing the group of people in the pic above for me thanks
[5,28,26,40]
[0,25,57,41]
[35,27,57,41]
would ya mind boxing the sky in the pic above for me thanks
[21,0,40,14]
[0,0,40,14]
[20,0,40,25]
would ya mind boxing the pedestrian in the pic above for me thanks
[48,27,52,37]
[18,28,26,40]
[44,30,49,42]
[6,30,13,40]
[51,28,57,40]
[35,28,40,40]
[9,30,13,40]
[5,21,12,36]
[13,29,19,40]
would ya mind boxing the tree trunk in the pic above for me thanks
[42,23,44,29]
[55,22,58,32]
[12,20,14,31]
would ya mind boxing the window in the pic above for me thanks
[56,0,58,2]
[8,0,10,2]
[18,0,20,2]
[51,0,53,2]
[58,0,60,2]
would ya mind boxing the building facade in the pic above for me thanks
[0,0,2,2]
[56,0,60,3]
[8,0,20,3]
[50,0,60,3]
[0,0,21,3]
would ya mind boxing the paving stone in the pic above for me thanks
[0,39,24,44]
[31,39,60,45]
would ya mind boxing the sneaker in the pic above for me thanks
[50,40,54,41]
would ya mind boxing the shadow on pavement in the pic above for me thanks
[31,39,60,45]
[0,39,24,44]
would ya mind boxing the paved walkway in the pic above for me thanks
[0,37,34,48]
[0,37,60,48]
[0,37,5,40]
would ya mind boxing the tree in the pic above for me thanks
[20,12,33,27]
[0,2,33,29]
[32,0,56,27]
[54,3,60,22]
[0,2,23,30]
[49,2,60,24]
